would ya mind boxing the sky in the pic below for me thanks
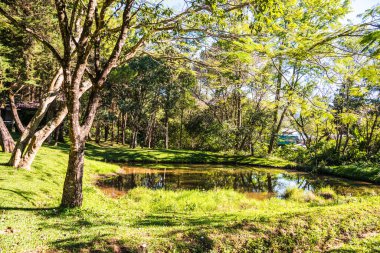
[345,0,380,22]
[163,0,380,23]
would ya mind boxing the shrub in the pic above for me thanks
[317,186,337,200]
[283,188,306,202]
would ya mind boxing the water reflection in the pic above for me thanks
[96,164,380,198]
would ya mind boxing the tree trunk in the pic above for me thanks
[164,112,169,149]
[95,123,101,144]
[8,70,63,167]
[179,108,183,149]
[130,130,137,148]
[61,139,85,207]
[104,124,109,142]
[117,114,120,144]
[121,113,126,145]
[8,92,25,133]
[17,105,67,170]
[110,119,114,145]
[268,60,282,155]
[16,82,91,170]
[0,116,15,152]
[58,123,65,142]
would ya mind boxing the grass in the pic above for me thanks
[323,163,380,184]
[85,143,295,168]
[0,144,379,252]
[328,234,380,252]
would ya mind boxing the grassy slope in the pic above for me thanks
[322,164,380,184]
[85,143,295,168]
[87,143,380,183]
[0,145,379,252]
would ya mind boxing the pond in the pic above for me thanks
[96,164,380,199]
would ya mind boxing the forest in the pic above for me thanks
[0,0,379,252]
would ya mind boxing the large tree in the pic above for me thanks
[0,0,274,207]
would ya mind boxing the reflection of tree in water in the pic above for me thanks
[99,169,283,194]
[97,167,380,196]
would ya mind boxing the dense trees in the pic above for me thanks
[0,0,379,208]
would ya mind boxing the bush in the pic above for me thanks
[284,187,324,203]
[317,186,337,200]
[283,188,306,202]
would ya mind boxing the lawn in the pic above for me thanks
[322,163,380,184]
[85,143,296,168]
[0,144,379,252]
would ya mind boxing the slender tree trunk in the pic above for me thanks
[130,129,137,148]
[366,114,378,155]
[58,123,65,142]
[0,116,15,152]
[110,119,114,145]
[104,124,109,142]
[268,60,282,154]
[8,92,25,133]
[95,123,101,144]
[52,125,60,146]
[8,70,63,167]
[164,111,169,149]
[179,108,183,149]
[342,124,350,156]
[117,114,120,144]
[16,83,91,170]
[121,113,126,145]
[17,105,67,170]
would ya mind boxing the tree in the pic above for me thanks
[1,0,270,207]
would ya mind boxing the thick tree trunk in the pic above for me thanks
[61,139,85,207]
[0,116,15,152]
[8,92,25,133]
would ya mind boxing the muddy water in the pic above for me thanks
[96,164,380,198]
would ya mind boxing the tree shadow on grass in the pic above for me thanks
[0,187,36,204]
[132,213,240,229]
[51,235,137,253]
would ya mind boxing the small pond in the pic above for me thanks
[96,164,380,199]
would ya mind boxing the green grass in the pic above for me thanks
[328,234,380,252]
[85,143,295,168]
[323,163,380,184]
[0,144,379,252]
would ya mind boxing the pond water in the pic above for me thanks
[96,164,380,199]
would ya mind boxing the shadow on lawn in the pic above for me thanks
[51,235,136,253]
[84,142,234,165]
[133,213,240,228]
